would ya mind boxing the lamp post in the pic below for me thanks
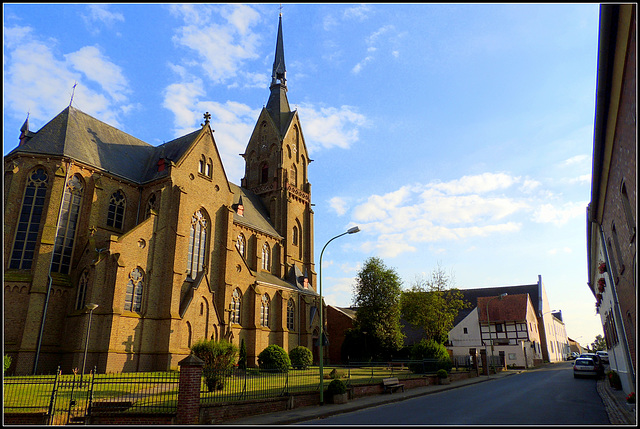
[318,226,360,405]
[80,303,98,387]
[485,293,507,376]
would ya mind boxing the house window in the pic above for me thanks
[620,181,635,240]
[51,174,84,274]
[260,294,270,327]
[463,327,468,334]
[10,167,49,270]
[186,210,208,279]
[199,156,206,175]
[287,299,295,330]
[231,288,241,324]
[496,323,503,333]
[75,269,89,310]
[261,243,270,271]
[205,159,212,177]
[236,234,246,258]
[124,267,144,312]
[106,190,126,229]
[611,222,625,273]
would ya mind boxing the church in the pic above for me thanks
[3,15,322,375]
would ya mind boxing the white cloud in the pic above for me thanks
[296,103,368,152]
[329,197,349,216]
[548,247,573,255]
[562,154,590,166]
[343,5,372,21]
[532,201,587,226]
[82,4,124,34]
[3,25,130,130]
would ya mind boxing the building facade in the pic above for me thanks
[4,16,323,375]
[587,3,636,395]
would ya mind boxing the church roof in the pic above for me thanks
[6,106,198,184]
[230,183,282,239]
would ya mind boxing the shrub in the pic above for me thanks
[329,368,347,379]
[607,370,622,390]
[437,369,448,379]
[409,339,452,374]
[327,378,347,395]
[238,339,247,370]
[191,339,238,391]
[258,344,291,372]
[289,346,313,370]
[4,355,11,375]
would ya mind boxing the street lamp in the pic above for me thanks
[318,226,360,404]
[80,303,98,387]
[485,293,507,376]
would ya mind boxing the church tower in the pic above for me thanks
[241,13,315,289]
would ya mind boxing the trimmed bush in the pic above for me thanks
[327,378,347,395]
[258,344,291,372]
[289,346,313,370]
[238,339,247,370]
[4,355,11,375]
[409,339,452,374]
[437,369,448,379]
[191,339,238,391]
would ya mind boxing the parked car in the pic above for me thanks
[567,352,579,360]
[579,353,604,375]
[596,350,609,364]
[574,357,599,378]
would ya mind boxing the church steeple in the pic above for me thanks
[265,13,292,135]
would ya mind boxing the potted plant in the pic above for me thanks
[598,262,607,274]
[626,392,635,404]
[607,370,622,390]
[597,278,606,293]
[437,369,450,385]
[326,378,348,404]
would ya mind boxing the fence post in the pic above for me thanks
[177,354,205,425]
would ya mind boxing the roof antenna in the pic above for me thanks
[69,81,77,107]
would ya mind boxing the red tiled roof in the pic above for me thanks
[477,293,530,322]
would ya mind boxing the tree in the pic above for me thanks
[590,334,607,352]
[190,339,238,391]
[351,257,404,360]
[400,263,469,344]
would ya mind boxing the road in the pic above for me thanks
[297,362,610,425]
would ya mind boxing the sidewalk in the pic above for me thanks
[225,366,636,425]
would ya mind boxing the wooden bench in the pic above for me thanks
[381,377,405,394]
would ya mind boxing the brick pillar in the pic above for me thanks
[177,354,204,425]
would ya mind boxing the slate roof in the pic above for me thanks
[230,183,282,239]
[7,106,199,184]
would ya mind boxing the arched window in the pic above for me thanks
[611,222,625,273]
[186,210,208,278]
[144,192,158,220]
[236,234,246,258]
[10,167,49,270]
[261,243,270,271]
[261,164,269,184]
[231,288,241,324]
[292,226,298,245]
[76,269,89,310]
[198,156,206,175]
[290,164,297,187]
[107,190,126,229]
[205,158,213,177]
[261,294,270,327]
[51,174,84,274]
[287,299,295,330]
[124,267,144,312]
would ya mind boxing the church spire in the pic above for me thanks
[265,13,291,135]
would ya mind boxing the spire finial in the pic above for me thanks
[279,4,283,17]
[202,112,211,127]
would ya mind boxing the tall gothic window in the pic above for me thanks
[144,192,158,220]
[75,269,89,310]
[10,167,49,270]
[292,226,299,245]
[236,234,246,258]
[186,210,208,278]
[261,243,270,271]
[287,299,295,330]
[620,181,635,240]
[106,190,126,229]
[124,267,144,312]
[260,294,270,327]
[261,164,269,184]
[51,174,84,274]
[231,288,241,324]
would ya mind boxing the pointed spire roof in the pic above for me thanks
[265,13,293,136]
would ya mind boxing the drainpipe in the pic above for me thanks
[597,222,635,382]
[34,159,71,374]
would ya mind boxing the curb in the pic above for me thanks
[597,377,636,425]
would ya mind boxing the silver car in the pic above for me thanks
[596,350,609,364]
[574,357,598,378]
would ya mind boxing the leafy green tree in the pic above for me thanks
[351,257,404,360]
[4,355,12,375]
[190,339,238,391]
[590,334,607,352]
[401,263,469,344]
[238,339,247,370]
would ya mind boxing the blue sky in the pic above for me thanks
[3,3,602,346]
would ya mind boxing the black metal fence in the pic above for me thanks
[3,372,59,414]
